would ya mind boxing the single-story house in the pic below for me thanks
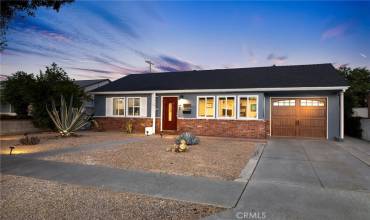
[91,64,348,140]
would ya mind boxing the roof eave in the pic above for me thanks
[91,86,349,95]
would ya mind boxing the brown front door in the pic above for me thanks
[162,97,178,130]
[271,98,327,138]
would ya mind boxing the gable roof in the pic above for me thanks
[92,64,348,93]
[74,79,110,88]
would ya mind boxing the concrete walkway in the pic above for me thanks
[1,156,245,208]
[205,138,370,220]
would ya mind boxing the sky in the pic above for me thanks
[1,1,370,80]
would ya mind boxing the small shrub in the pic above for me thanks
[91,120,105,132]
[19,134,40,145]
[175,132,199,145]
[166,140,189,153]
[125,119,133,134]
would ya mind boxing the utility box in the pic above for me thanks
[145,127,154,136]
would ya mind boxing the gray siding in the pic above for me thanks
[264,91,340,140]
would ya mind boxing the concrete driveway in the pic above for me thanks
[206,138,370,220]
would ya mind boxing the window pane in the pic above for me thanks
[113,98,124,115]
[274,100,295,107]
[134,107,140,116]
[168,103,173,121]
[206,98,214,117]
[198,98,205,117]
[239,98,248,117]
[227,97,235,117]
[134,98,140,106]
[128,98,134,107]
[248,97,257,118]
[128,107,133,115]
[218,97,227,117]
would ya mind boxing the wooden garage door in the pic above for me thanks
[271,98,327,138]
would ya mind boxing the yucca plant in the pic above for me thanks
[47,96,90,137]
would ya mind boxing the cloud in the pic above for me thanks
[84,3,139,39]
[127,47,201,72]
[321,23,351,40]
[11,16,72,43]
[84,54,142,74]
[360,53,367,58]
[138,2,164,23]
[155,55,201,72]
[67,67,113,74]
[266,53,288,64]
[5,47,51,58]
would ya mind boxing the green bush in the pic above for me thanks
[175,132,200,145]
[19,134,40,145]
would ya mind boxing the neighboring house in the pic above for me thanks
[74,79,110,115]
[0,102,16,116]
[352,108,368,118]
[91,64,348,140]
[351,91,369,118]
[0,83,16,116]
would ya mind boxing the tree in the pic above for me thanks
[1,63,87,128]
[337,66,370,137]
[1,71,36,117]
[31,63,87,128]
[1,0,74,50]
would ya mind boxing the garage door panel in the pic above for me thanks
[272,119,296,137]
[271,98,327,138]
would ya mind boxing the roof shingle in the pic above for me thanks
[93,64,347,92]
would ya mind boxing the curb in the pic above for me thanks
[235,143,265,183]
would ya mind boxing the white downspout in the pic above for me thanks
[151,92,156,134]
[340,91,344,140]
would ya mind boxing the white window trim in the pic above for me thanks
[238,95,259,120]
[216,95,237,119]
[196,96,216,119]
[126,97,142,118]
[112,97,125,117]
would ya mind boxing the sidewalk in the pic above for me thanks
[1,156,245,208]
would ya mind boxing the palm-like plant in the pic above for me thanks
[47,96,90,137]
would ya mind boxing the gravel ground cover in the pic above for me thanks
[1,131,257,180]
[41,133,257,180]
[0,175,224,220]
[0,132,135,155]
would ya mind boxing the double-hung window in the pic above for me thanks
[238,96,258,119]
[217,96,236,118]
[197,96,215,118]
[113,98,125,116]
[127,97,141,116]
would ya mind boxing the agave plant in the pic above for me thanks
[47,96,90,137]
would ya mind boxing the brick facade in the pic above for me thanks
[95,117,268,139]
[95,117,160,134]
[177,119,268,139]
